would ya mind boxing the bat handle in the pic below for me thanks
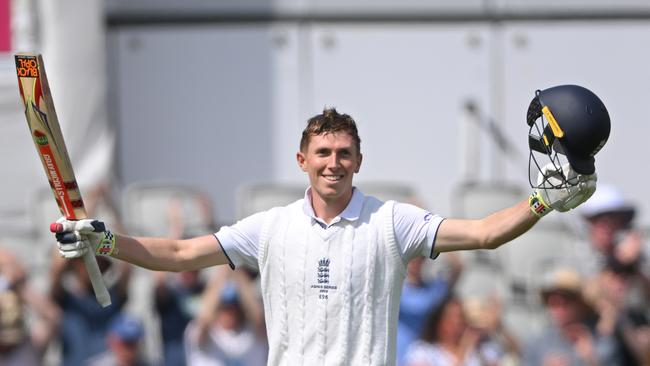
[81,250,112,307]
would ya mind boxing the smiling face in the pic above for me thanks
[297,132,362,206]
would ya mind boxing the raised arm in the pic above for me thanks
[51,219,231,272]
[434,162,597,254]
[435,199,537,253]
[114,234,230,271]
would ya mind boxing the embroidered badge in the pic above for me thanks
[318,258,330,284]
[311,257,337,300]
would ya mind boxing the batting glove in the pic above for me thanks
[50,218,117,258]
[529,162,597,218]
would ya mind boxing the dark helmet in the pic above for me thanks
[527,85,610,185]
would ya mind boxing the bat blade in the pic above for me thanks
[15,53,111,307]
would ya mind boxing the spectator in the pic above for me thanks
[154,196,211,366]
[523,267,626,366]
[0,248,60,366]
[462,295,521,365]
[184,266,266,366]
[580,185,650,365]
[397,252,463,365]
[86,313,150,366]
[579,185,645,275]
[49,252,131,366]
[584,257,650,365]
[403,294,503,366]
[154,270,205,366]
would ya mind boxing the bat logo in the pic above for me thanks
[33,130,48,145]
[15,56,39,78]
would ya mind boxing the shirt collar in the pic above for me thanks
[302,186,365,224]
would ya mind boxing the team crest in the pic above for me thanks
[311,257,337,300]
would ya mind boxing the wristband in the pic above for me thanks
[529,191,552,218]
[95,231,117,257]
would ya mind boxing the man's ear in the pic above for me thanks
[296,151,307,172]
[355,153,363,173]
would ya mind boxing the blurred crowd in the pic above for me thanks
[0,183,648,366]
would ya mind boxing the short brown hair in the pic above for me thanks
[300,107,361,153]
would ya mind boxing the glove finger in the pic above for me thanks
[537,163,555,186]
[583,173,597,183]
[561,163,575,176]
[56,232,81,244]
[563,181,597,211]
[52,219,105,234]
[580,182,597,203]
[51,219,77,233]
[540,165,567,188]
[560,194,584,212]
[73,219,106,233]
[59,248,86,259]
[59,241,87,252]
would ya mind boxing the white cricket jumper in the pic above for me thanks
[258,196,406,366]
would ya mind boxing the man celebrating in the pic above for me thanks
[53,84,609,365]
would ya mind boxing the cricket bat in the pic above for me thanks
[15,53,111,307]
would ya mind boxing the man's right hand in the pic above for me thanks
[50,218,117,258]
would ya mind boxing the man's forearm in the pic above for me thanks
[112,235,186,272]
[109,234,228,272]
[480,199,539,250]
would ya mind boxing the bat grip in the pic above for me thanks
[81,250,112,307]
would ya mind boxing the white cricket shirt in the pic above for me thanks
[217,188,444,269]
[215,187,444,366]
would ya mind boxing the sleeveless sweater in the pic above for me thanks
[258,196,406,366]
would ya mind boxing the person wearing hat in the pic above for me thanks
[580,185,650,327]
[523,267,628,366]
[86,313,150,366]
[578,184,649,286]
[578,186,650,365]
[580,184,639,265]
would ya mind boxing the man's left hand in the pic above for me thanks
[529,163,597,217]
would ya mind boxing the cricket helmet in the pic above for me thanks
[527,84,610,188]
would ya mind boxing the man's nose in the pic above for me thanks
[327,153,342,168]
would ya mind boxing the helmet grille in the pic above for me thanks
[527,95,577,190]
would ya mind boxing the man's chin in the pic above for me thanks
[314,186,349,201]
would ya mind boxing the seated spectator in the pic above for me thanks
[403,294,504,366]
[86,313,150,366]
[184,267,267,366]
[0,248,60,366]
[523,267,627,366]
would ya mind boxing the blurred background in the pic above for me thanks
[1,0,650,365]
